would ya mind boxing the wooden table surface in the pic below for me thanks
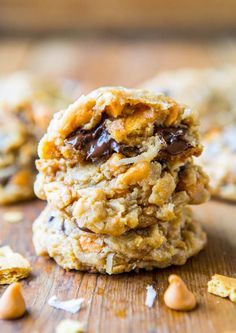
[0,37,236,333]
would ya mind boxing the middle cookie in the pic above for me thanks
[34,87,209,236]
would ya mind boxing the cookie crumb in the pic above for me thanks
[115,308,127,318]
[48,295,84,313]
[208,274,236,303]
[96,287,104,295]
[0,246,31,284]
[145,285,157,308]
[3,211,23,223]
[56,319,85,333]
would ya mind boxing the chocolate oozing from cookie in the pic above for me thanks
[156,127,191,155]
[65,117,191,162]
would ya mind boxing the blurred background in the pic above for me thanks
[0,0,236,91]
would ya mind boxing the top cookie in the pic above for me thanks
[38,86,202,163]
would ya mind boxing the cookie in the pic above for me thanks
[35,87,209,236]
[33,205,206,274]
[0,71,79,132]
[0,246,31,284]
[0,107,36,204]
[199,126,236,201]
[0,72,79,204]
[141,66,236,133]
[208,274,236,303]
[141,67,236,201]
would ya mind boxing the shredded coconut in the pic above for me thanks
[116,137,162,166]
[145,285,157,308]
[106,253,114,274]
[48,295,84,313]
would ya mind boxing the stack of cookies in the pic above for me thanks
[0,72,78,204]
[33,87,210,274]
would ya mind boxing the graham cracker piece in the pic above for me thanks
[208,274,236,303]
[0,246,31,284]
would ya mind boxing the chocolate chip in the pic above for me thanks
[48,216,55,222]
[86,128,122,161]
[156,127,191,155]
[65,116,124,162]
[166,139,190,155]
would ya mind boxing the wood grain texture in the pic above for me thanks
[0,38,236,332]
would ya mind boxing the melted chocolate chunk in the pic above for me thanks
[65,116,125,162]
[65,115,192,163]
[156,127,191,155]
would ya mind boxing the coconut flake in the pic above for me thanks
[106,253,114,274]
[116,137,162,166]
[145,285,157,308]
[48,295,84,313]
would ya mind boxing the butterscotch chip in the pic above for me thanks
[208,274,236,303]
[0,282,26,319]
[0,246,31,284]
[164,274,197,311]
[56,319,85,333]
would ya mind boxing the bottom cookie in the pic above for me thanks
[33,206,206,274]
